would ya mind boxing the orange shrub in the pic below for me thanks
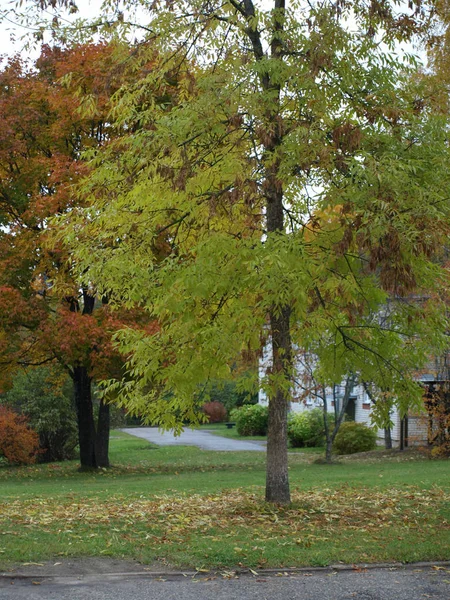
[0,406,40,465]
[202,401,227,423]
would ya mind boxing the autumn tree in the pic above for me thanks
[0,42,163,469]
[27,0,450,501]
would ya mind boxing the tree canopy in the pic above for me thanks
[0,41,162,468]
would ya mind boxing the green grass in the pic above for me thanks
[199,422,267,441]
[0,430,449,570]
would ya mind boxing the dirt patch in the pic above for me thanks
[338,447,430,463]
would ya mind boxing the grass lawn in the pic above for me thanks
[199,422,267,441]
[0,430,449,570]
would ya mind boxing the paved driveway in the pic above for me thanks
[121,427,266,451]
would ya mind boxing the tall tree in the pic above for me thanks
[0,42,160,468]
[38,0,450,501]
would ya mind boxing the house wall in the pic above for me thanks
[258,342,430,445]
[258,368,429,445]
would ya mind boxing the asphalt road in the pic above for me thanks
[2,566,450,600]
[121,427,266,451]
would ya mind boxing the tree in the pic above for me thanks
[0,42,162,468]
[31,0,450,501]
[361,382,393,449]
[293,352,358,463]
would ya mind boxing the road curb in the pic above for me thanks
[2,560,450,582]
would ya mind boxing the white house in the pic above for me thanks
[258,345,431,447]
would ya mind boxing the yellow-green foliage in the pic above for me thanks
[334,422,378,455]
[55,1,450,444]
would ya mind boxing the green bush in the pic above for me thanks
[228,407,240,422]
[1,366,78,462]
[287,408,328,448]
[233,404,268,436]
[333,421,377,455]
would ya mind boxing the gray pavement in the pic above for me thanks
[121,427,266,451]
[2,565,450,599]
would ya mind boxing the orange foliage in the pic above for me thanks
[0,43,165,385]
[0,406,40,465]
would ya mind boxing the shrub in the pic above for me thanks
[202,376,258,415]
[203,401,227,423]
[0,406,40,465]
[229,407,240,422]
[333,421,377,455]
[287,408,328,448]
[2,367,78,462]
[234,404,268,436]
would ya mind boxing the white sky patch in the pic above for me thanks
[0,0,426,64]
[0,0,104,58]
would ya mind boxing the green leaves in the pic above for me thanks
[40,2,450,450]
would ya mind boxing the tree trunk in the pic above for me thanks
[265,387,290,503]
[265,307,291,504]
[325,438,333,463]
[322,387,333,463]
[264,120,292,503]
[240,0,291,503]
[95,400,110,468]
[384,427,392,449]
[73,365,97,470]
[67,289,110,469]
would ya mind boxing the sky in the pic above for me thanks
[0,0,425,64]
[0,0,104,57]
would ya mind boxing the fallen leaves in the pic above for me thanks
[0,486,448,543]
[1,486,449,532]
[0,485,448,569]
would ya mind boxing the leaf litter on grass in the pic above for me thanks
[1,486,449,568]
[2,486,448,535]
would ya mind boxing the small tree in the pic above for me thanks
[294,353,358,462]
[362,382,393,450]
[321,376,358,463]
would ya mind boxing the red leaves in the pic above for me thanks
[0,286,46,330]
[0,43,163,381]
[203,401,227,423]
[0,406,40,465]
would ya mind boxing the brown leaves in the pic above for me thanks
[1,486,447,539]
[332,123,363,154]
